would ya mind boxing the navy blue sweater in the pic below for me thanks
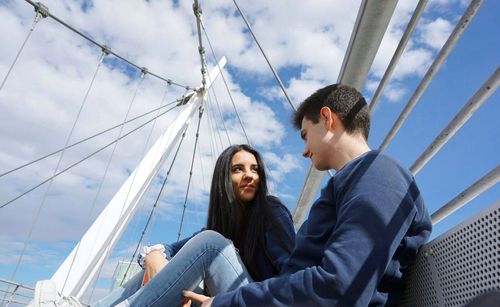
[161,196,295,281]
[214,150,432,306]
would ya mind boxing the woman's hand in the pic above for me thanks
[143,250,169,284]
[182,290,213,307]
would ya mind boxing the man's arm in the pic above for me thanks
[213,193,419,306]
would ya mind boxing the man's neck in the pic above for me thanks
[331,134,371,170]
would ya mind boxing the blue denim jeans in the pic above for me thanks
[93,230,253,306]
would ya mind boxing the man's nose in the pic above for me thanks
[302,147,310,158]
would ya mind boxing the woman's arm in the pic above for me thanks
[143,250,170,284]
[139,229,205,284]
[264,196,296,271]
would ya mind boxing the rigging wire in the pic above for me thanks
[232,0,296,112]
[120,124,190,286]
[112,86,190,289]
[200,19,250,144]
[196,136,208,193]
[192,144,208,229]
[199,114,219,228]
[0,95,180,210]
[0,279,35,307]
[5,52,106,288]
[0,4,47,94]
[117,87,181,247]
[7,52,106,285]
[193,0,208,88]
[231,3,336,186]
[201,4,293,193]
[177,105,205,241]
[112,74,168,233]
[207,78,231,145]
[203,100,218,167]
[61,83,173,292]
[200,17,283,187]
[203,95,220,153]
[22,0,192,90]
[206,95,225,151]
[196,17,230,147]
[87,89,188,301]
[207,85,231,145]
[200,11,302,188]
[0,98,180,178]
[231,2,336,178]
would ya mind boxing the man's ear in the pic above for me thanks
[319,106,335,130]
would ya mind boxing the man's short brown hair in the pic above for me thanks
[292,84,370,139]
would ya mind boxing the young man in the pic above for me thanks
[187,84,432,306]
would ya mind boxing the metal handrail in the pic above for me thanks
[431,165,500,225]
[379,0,484,151]
[293,0,399,227]
[369,0,429,111]
[410,67,500,175]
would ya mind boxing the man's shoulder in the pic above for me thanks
[350,150,409,176]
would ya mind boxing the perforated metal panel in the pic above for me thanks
[399,201,500,306]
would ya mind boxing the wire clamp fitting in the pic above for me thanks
[192,2,202,16]
[101,45,111,56]
[177,91,195,106]
[34,2,50,18]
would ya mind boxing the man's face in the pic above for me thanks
[300,116,332,171]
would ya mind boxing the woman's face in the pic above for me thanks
[230,150,260,203]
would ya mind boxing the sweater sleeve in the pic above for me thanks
[213,186,419,306]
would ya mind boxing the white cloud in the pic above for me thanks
[366,0,457,108]
[383,83,407,102]
[365,79,379,93]
[429,0,469,8]
[263,151,302,194]
[394,47,434,78]
[286,78,328,107]
[0,2,364,281]
[369,0,419,80]
[0,237,36,265]
[418,17,454,50]
[0,0,471,290]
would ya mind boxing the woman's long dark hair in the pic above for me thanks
[206,144,270,280]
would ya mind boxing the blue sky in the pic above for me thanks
[0,0,498,302]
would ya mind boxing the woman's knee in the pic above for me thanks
[194,230,231,249]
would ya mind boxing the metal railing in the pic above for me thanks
[0,278,34,306]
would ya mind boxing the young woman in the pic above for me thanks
[31,144,295,306]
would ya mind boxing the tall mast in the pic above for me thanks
[52,57,226,298]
